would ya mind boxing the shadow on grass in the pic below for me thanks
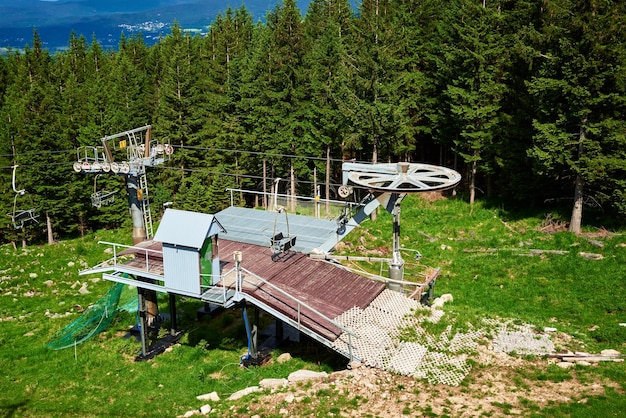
[0,399,30,418]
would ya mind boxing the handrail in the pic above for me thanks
[225,188,354,211]
[235,266,357,360]
[237,267,357,339]
[315,257,435,288]
[98,241,162,272]
[200,267,236,305]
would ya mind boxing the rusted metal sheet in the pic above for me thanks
[219,240,386,341]
[113,237,387,341]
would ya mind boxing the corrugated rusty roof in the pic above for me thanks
[218,239,386,340]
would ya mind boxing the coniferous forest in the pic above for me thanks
[1,0,625,245]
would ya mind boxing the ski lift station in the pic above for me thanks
[79,157,462,370]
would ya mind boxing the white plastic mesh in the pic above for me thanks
[332,292,554,386]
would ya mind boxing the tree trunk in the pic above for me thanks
[46,213,54,245]
[569,122,586,234]
[469,150,478,209]
[569,173,583,234]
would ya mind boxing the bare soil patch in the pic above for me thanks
[242,342,622,417]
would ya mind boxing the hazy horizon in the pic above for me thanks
[0,0,316,52]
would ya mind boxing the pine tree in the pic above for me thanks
[527,0,626,230]
[442,0,509,206]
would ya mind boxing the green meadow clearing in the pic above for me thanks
[1,196,625,417]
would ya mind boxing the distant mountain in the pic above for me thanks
[0,0,316,53]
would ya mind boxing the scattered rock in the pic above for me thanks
[29,273,38,279]
[348,361,362,369]
[104,247,114,254]
[196,391,220,402]
[600,349,621,357]
[44,280,54,287]
[284,394,295,403]
[259,378,288,391]
[277,352,292,364]
[199,404,211,414]
[576,361,591,366]
[228,386,260,401]
[431,293,453,309]
[287,369,328,383]
[78,282,90,294]
[67,261,75,267]
[557,362,575,369]
[578,252,603,260]
[544,327,557,332]
[279,408,289,415]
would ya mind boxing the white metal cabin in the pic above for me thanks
[153,208,226,296]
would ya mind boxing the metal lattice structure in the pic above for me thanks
[72,125,172,240]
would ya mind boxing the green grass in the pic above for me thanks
[1,196,625,417]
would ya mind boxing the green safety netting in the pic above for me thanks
[47,282,138,350]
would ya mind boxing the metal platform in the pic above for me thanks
[216,206,341,254]
[201,287,236,305]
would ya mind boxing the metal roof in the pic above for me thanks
[215,206,340,254]
[153,209,226,249]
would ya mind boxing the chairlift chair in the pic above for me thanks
[9,165,39,229]
[90,175,117,208]
[270,207,297,260]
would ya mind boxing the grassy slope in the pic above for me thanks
[0,196,624,417]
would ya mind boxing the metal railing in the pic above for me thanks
[233,264,358,361]
[96,241,162,273]
[226,188,354,220]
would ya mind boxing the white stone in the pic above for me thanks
[277,353,292,363]
[576,361,591,366]
[67,261,75,267]
[431,294,453,309]
[348,361,362,369]
[196,391,220,402]
[600,349,621,357]
[287,369,328,383]
[29,273,37,278]
[557,362,575,369]
[279,409,289,415]
[200,404,211,414]
[544,327,557,332]
[78,282,90,294]
[284,394,295,403]
[259,378,288,390]
[228,386,260,401]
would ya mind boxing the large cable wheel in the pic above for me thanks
[343,162,461,193]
